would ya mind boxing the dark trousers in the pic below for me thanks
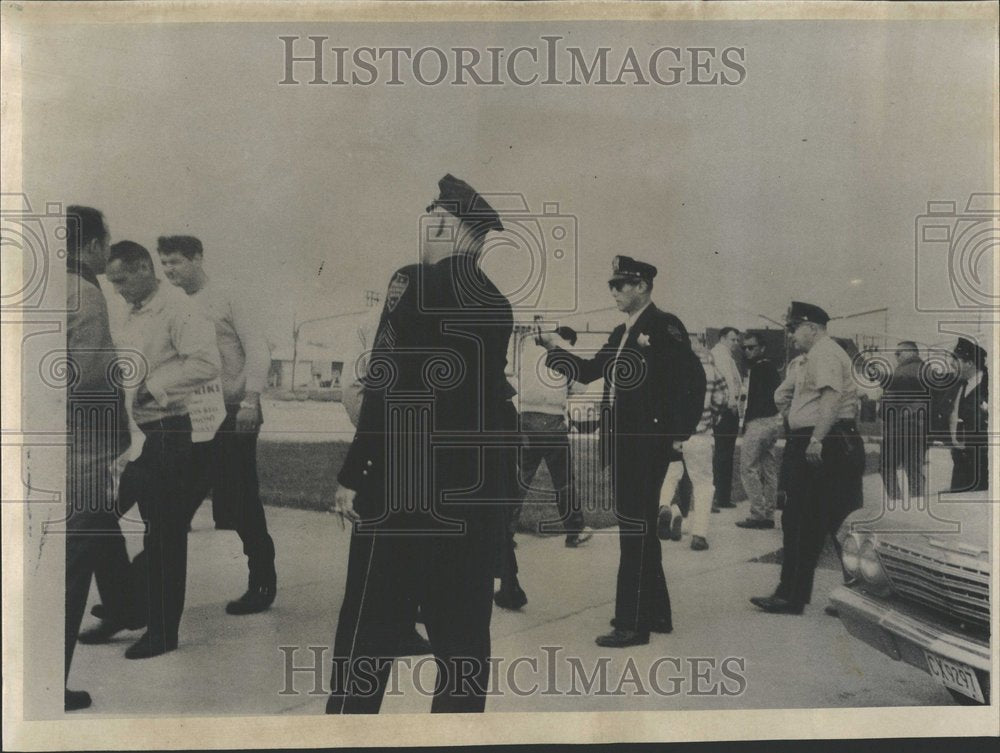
[712,409,739,504]
[187,405,276,587]
[951,445,989,493]
[65,461,133,680]
[327,513,495,714]
[512,412,585,538]
[880,410,927,498]
[613,435,673,635]
[121,415,193,641]
[777,423,865,607]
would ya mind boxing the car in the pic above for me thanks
[830,450,991,705]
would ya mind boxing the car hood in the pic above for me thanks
[847,491,992,563]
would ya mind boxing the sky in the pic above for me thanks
[18,18,996,353]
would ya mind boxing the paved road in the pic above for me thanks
[69,471,954,715]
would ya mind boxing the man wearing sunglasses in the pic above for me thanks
[538,256,705,647]
[750,302,864,615]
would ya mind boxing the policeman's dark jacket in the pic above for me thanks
[337,254,516,524]
[544,304,705,441]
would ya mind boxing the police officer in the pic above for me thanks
[751,302,865,615]
[326,174,516,713]
[539,257,705,647]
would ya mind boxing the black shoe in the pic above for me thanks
[78,619,132,645]
[595,628,649,648]
[65,688,92,711]
[226,584,276,615]
[565,526,593,547]
[396,628,432,657]
[610,617,672,634]
[89,604,145,629]
[124,632,178,660]
[690,535,709,551]
[714,501,737,509]
[824,604,840,618]
[494,585,528,610]
[749,595,803,615]
[736,518,775,529]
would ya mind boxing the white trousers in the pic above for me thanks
[659,433,716,539]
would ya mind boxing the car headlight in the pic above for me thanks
[859,538,893,596]
[841,534,862,577]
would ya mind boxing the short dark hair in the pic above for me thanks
[65,205,106,261]
[157,235,203,259]
[896,340,919,353]
[556,326,578,346]
[742,333,761,347]
[109,240,154,270]
[718,326,740,339]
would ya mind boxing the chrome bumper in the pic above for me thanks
[830,586,991,675]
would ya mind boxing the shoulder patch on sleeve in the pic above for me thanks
[385,271,410,313]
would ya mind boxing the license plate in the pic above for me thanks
[924,651,985,703]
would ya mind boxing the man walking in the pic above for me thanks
[658,340,728,551]
[540,256,704,647]
[327,174,516,713]
[157,235,277,614]
[878,341,930,499]
[751,302,864,615]
[710,327,743,510]
[104,241,221,657]
[736,333,782,529]
[63,206,134,709]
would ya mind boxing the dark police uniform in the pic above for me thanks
[947,337,989,492]
[327,175,515,714]
[546,257,704,642]
[757,302,864,613]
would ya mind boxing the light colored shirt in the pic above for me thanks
[118,281,221,426]
[710,341,743,410]
[774,355,803,417]
[188,280,270,404]
[515,334,572,416]
[695,348,729,435]
[787,335,858,430]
